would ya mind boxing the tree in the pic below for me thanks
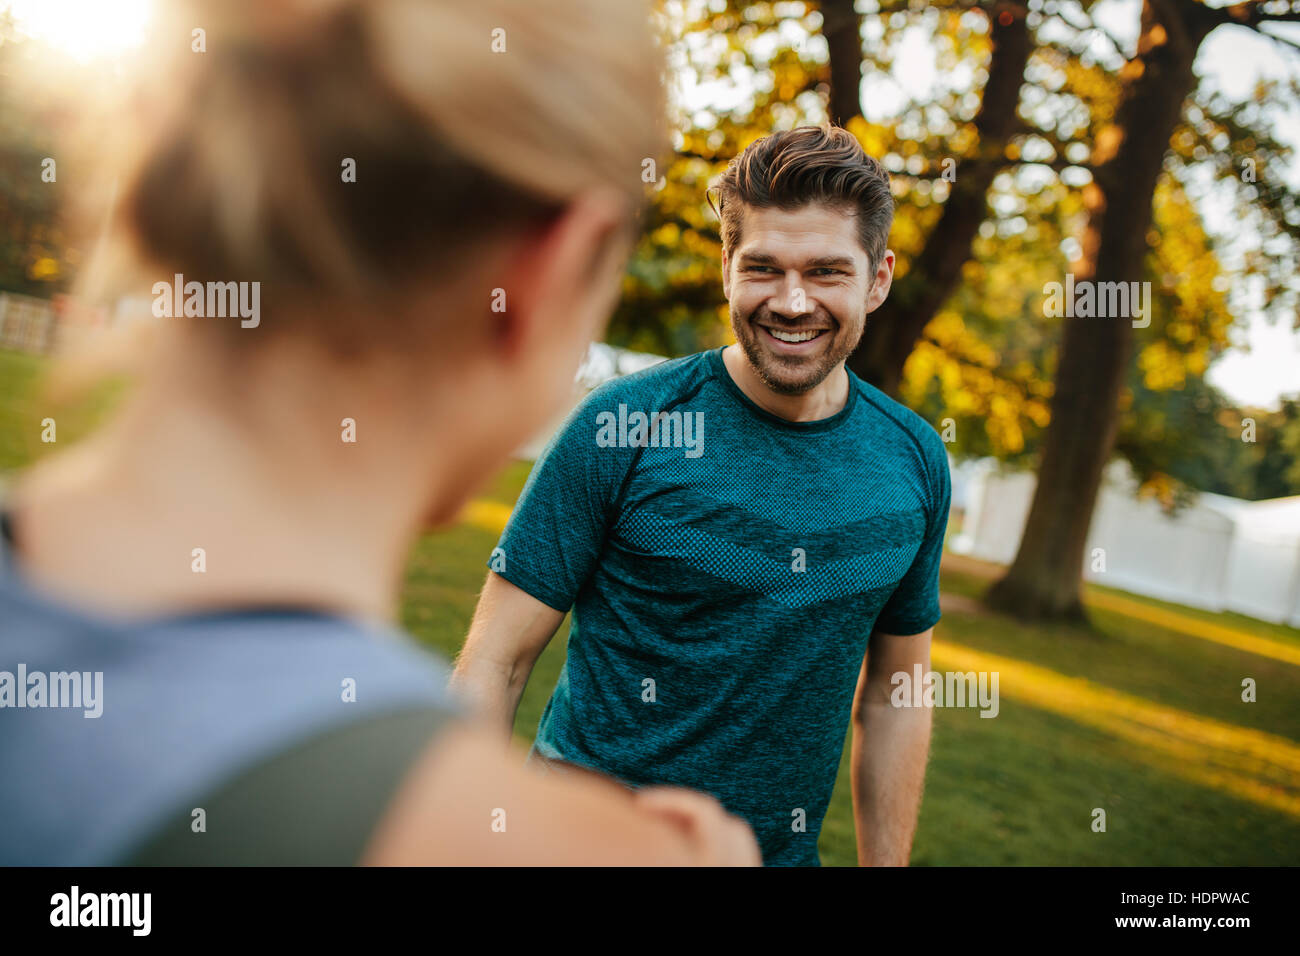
[612,0,1290,559]
[834,0,1034,397]
[987,0,1300,620]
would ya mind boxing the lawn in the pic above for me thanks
[5,347,1299,865]
[414,483,1300,867]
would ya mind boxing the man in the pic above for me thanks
[453,125,951,866]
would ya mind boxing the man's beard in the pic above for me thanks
[732,304,863,396]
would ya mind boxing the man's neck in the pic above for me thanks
[721,344,850,423]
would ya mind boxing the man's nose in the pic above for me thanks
[769,272,812,318]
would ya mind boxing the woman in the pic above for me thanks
[0,0,759,866]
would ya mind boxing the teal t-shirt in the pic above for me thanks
[492,347,951,865]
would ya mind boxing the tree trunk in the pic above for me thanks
[846,3,1031,395]
[822,0,864,125]
[986,0,1218,620]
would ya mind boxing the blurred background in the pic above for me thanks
[1,0,1298,864]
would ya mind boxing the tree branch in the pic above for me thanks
[1210,1,1300,29]
[1050,6,1130,59]
[1256,24,1300,54]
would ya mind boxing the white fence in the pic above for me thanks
[516,343,668,459]
[0,292,116,355]
[950,458,1300,627]
[0,292,56,353]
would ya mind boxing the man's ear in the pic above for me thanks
[721,247,731,299]
[865,249,896,314]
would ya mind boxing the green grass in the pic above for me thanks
[0,348,126,472]
[402,490,1300,866]
[4,346,1299,865]
[398,460,571,742]
[403,473,1300,867]
[943,569,1300,742]
[0,349,48,471]
[899,577,1300,866]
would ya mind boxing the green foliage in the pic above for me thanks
[618,1,1296,507]
[1,0,1295,505]
[0,14,74,297]
[0,348,128,473]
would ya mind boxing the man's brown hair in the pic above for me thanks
[709,125,893,272]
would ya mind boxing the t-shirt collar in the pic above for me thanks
[706,346,858,433]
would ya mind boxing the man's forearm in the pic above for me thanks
[449,652,528,738]
[850,700,933,866]
[452,572,565,740]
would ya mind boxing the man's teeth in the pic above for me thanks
[768,328,823,343]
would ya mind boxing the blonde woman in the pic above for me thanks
[0,0,759,866]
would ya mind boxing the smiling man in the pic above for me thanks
[452,125,952,866]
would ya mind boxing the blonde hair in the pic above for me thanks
[112,0,667,343]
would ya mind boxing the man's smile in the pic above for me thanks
[758,324,830,350]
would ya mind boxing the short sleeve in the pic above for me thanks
[490,384,638,612]
[873,437,951,636]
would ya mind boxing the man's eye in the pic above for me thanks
[745,266,775,273]
[811,268,842,276]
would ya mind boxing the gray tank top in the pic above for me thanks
[0,510,465,864]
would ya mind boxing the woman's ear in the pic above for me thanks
[495,187,631,362]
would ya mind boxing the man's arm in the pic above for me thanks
[849,627,934,866]
[451,571,565,738]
